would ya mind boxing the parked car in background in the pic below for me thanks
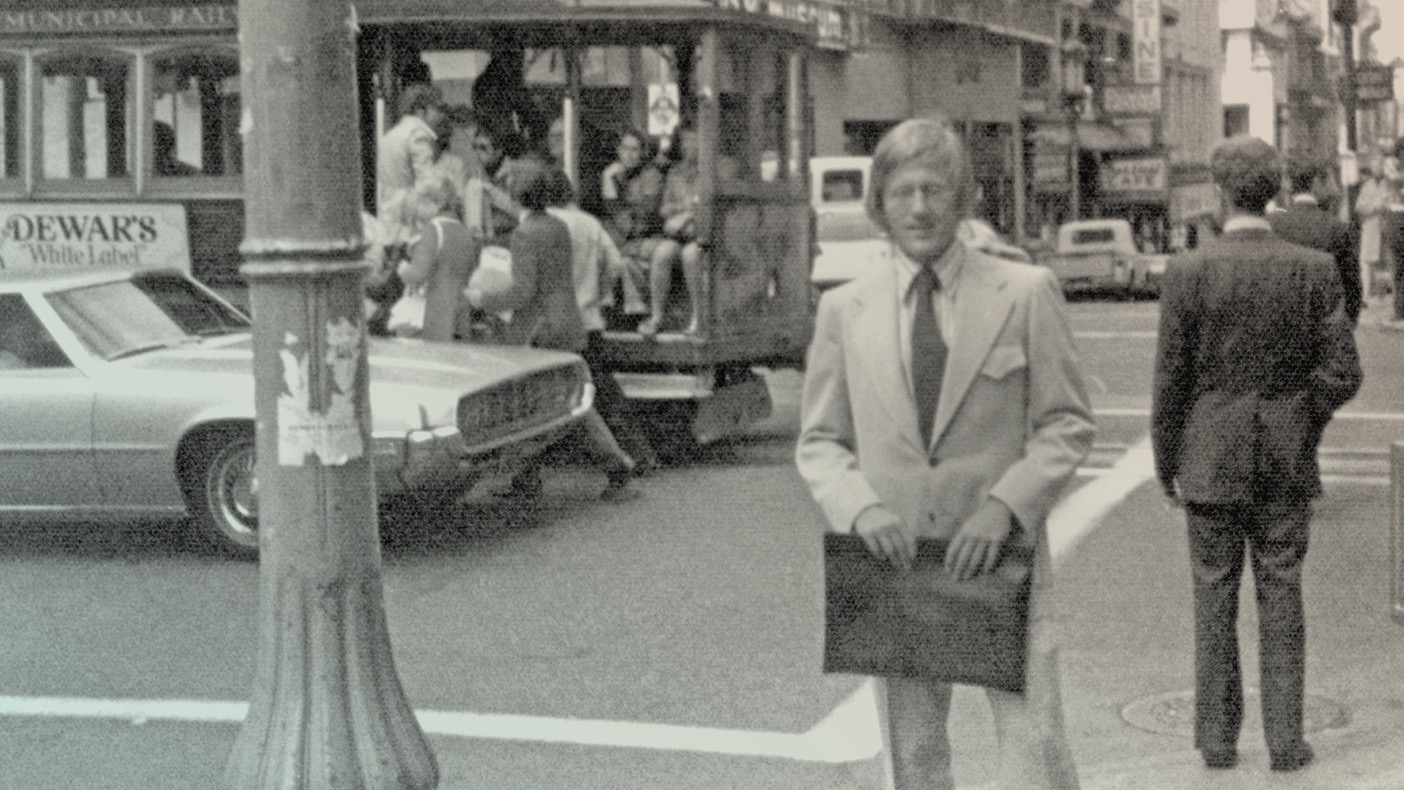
[810,156,885,291]
[1038,218,1167,298]
[808,156,1033,292]
[0,267,595,556]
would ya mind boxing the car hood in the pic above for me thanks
[110,333,583,431]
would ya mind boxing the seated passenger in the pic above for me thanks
[634,125,701,336]
[600,127,665,321]
[154,121,201,177]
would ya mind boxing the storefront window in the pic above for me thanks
[38,51,131,181]
[151,48,241,178]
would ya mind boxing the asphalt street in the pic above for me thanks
[0,299,1401,789]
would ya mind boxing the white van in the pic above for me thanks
[810,157,887,291]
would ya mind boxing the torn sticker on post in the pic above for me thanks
[277,319,366,466]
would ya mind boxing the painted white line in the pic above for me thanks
[1074,331,1158,339]
[1094,407,1404,421]
[0,442,1157,770]
[1320,475,1391,486]
[1050,437,1155,564]
[0,691,881,765]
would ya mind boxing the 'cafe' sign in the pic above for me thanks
[1099,157,1168,193]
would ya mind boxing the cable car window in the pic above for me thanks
[716,40,787,184]
[38,51,132,181]
[0,54,19,183]
[151,48,242,178]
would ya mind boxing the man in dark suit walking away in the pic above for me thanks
[1268,156,1363,323]
[1152,136,1362,774]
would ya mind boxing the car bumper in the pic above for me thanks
[371,382,596,494]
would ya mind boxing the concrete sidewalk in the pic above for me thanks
[1051,478,1404,790]
[1360,291,1404,331]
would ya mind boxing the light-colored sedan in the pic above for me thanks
[0,267,595,556]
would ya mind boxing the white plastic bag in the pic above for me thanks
[468,245,515,323]
[387,288,426,337]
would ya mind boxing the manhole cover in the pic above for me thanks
[1121,690,1348,737]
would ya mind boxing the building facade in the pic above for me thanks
[803,0,1220,250]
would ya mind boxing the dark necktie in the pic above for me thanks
[911,266,946,448]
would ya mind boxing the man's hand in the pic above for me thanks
[854,505,916,571]
[944,498,1014,581]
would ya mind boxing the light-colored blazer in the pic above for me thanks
[795,243,1095,547]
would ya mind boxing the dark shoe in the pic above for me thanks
[599,470,641,503]
[1269,742,1314,772]
[1200,748,1238,770]
[502,468,543,500]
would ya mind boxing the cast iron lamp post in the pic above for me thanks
[1062,38,1088,222]
[223,0,438,787]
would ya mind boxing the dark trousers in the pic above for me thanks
[1186,500,1310,754]
[581,331,656,469]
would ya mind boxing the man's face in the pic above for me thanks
[880,160,963,266]
[617,134,643,169]
[474,134,502,169]
[422,105,446,131]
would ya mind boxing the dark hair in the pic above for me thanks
[510,161,555,212]
[1210,135,1282,215]
[542,168,576,208]
[618,127,657,162]
[1285,155,1324,194]
[476,117,525,159]
[398,83,443,119]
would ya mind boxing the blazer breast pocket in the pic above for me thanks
[980,344,1027,380]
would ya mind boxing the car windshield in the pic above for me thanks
[45,271,251,360]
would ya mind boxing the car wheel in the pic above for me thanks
[189,429,258,556]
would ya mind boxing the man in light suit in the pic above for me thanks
[1153,136,1361,773]
[796,117,1094,789]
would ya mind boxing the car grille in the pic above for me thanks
[456,364,586,448]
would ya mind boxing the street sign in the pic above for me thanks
[1100,157,1168,193]
[1355,63,1395,104]
[1103,84,1162,115]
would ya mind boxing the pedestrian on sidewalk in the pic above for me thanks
[796,115,1094,790]
[1269,155,1361,324]
[1151,135,1362,774]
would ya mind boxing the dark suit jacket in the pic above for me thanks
[1268,199,1362,323]
[478,211,586,352]
[1151,227,1362,504]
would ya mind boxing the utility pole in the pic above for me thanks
[1335,0,1359,151]
[225,1,438,788]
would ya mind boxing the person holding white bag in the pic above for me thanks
[465,161,641,502]
[393,174,480,342]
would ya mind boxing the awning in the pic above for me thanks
[1027,121,1148,153]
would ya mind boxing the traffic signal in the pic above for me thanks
[1331,0,1358,26]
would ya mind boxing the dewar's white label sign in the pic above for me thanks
[0,203,189,272]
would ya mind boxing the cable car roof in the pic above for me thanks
[354,0,814,39]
